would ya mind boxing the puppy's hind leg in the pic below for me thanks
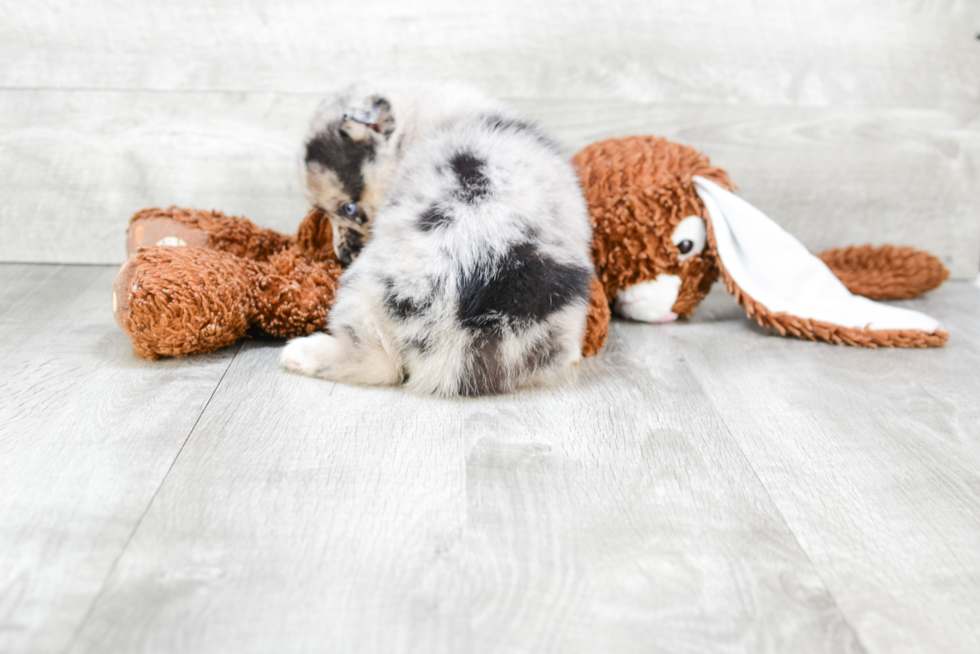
[281,328,402,387]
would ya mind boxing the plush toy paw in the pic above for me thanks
[113,246,257,360]
[281,332,342,378]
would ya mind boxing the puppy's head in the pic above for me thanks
[303,89,399,265]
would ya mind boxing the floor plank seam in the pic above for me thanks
[59,342,244,654]
[676,341,873,653]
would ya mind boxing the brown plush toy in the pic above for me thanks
[573,135,950,347]
[113,207,344,360]
[113,206,611,360]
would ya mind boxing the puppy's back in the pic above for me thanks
[350,107,595,396]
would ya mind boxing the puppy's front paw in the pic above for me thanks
[280,333,341,378]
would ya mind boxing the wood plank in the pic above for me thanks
[69,335,865,653]
[7,264,975,650]
[2,90,977,277]
[1,0,977,110]
[674,280,980,653]
[68,340,470,654]
[0,264,237,654]
[463,321,866,653]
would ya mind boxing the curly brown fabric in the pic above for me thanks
[113,246,342,360]
[582,276,611,357]
[116,206,343,360]
[294,207,338,262]
[817,244,949,301]
[253,248,342,338]
[114,247,260,360]
[573,135,734,306]
[671,254,720,319]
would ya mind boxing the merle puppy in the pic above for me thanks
[281,83,594,396]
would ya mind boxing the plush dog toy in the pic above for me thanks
[113,206,611,360]
[573,135,950,347]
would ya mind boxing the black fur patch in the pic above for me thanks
[305,127,375,200]
[459,333,505,396]
[383,278,431,319]
[449,151,491,204]
[457,241,591,333]
[418,205,454,231]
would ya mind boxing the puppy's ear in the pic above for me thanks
[341,95,394,142]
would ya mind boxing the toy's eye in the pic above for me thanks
[672,215,707,262]
[342,202,357,217]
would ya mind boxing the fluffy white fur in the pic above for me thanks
[282,82,594,396]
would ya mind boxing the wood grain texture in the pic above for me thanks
[4,263,979,652]
[463,322,866,653]
[0,264,236,654]
[2,90,977,277]
[68,340,471,654]
[2,0,977,110]
[674,281,980,653]
[69,338,865,653]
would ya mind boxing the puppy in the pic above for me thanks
[281,82,594,396]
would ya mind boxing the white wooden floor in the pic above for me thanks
[2,262,978,654]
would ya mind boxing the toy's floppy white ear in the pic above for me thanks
[692,176,947,347]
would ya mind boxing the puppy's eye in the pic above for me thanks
[672,215,707,262]
[342,202,358,217]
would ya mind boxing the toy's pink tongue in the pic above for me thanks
[652,311,678,323]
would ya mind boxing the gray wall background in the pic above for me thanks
[2,0,978,277]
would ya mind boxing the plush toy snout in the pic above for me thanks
[613,275,682,323]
